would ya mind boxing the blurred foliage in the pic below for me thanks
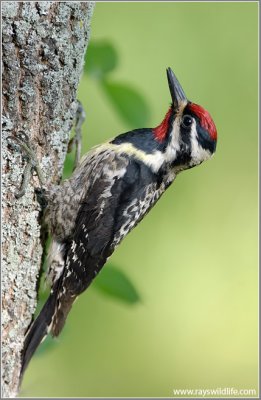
[102,80,150,127]
[85,41,118,77]
[21,2,258,398]
[93,265,141,304]
[84,40,150,127]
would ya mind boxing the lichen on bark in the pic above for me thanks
[1,2,95,397]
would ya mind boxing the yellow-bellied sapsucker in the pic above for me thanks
[18,68,217,377]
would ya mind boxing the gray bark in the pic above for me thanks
[1,2,95,397]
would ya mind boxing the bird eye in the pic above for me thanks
[181,115,193,129]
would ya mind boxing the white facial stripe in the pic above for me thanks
[99,142,165,173]
[189,122,211,166]
[164,117,181,164]
[96,118,182,173]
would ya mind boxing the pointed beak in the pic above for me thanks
[166,67,187,110]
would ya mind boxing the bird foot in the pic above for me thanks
[67,100,86,170]
[7,132,46,199]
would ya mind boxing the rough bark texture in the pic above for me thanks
[1,2,95,397]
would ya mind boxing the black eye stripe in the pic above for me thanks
[197,125,216,153]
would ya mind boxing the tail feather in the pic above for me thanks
[20,289,57,380]
[51,293,76,337]
[20,281,76,382]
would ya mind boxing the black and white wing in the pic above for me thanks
[51,155,163,336]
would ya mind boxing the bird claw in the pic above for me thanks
[35,187,48,209]
[7,132,46,198]
[67,100,86,170]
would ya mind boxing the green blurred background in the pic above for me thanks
[21,2,258,397]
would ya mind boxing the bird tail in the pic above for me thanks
[20,287,58,381]
[20,280,76,382]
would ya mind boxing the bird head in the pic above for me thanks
[153,68,217,172]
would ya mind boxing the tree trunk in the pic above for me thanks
[1,2,95,397]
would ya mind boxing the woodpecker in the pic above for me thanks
[19,68,217,378]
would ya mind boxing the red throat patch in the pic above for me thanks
[153,107,173,142]
[188,103,217,141]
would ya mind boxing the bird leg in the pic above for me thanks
[7,101,85,199]
[67,100,86,170]
[7,132,46,199]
